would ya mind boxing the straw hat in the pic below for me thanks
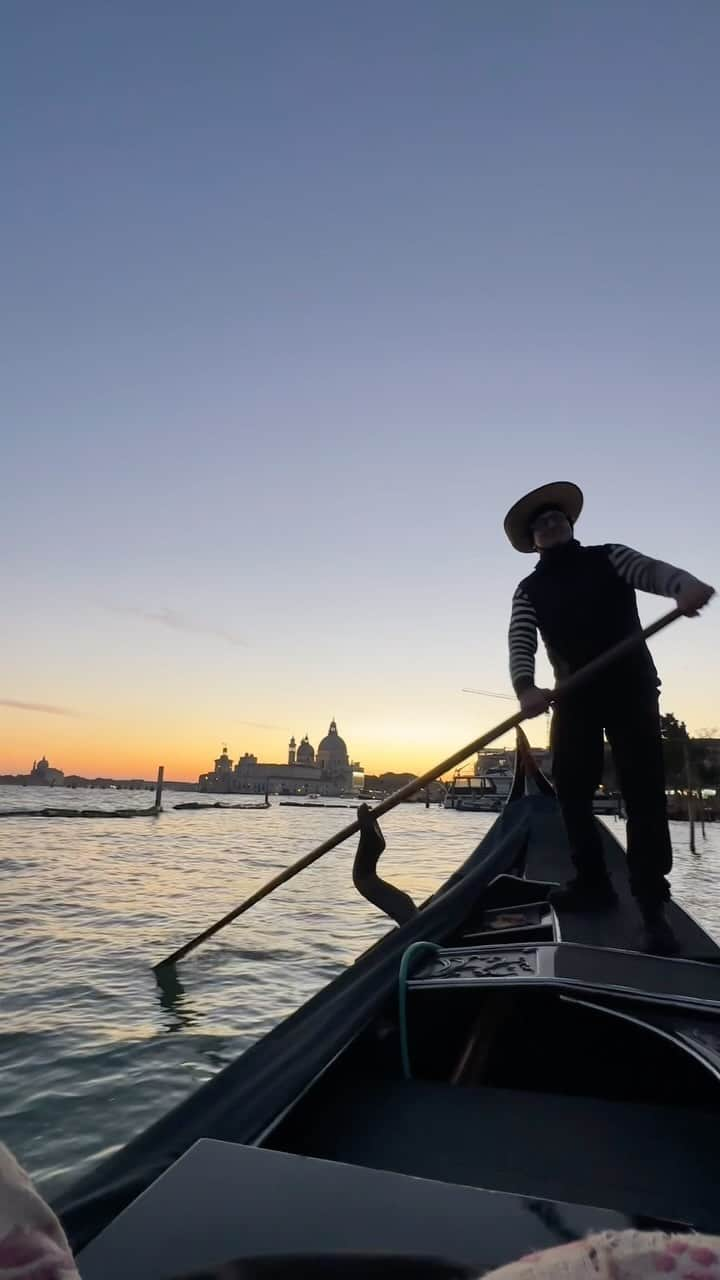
[503,481,584,553]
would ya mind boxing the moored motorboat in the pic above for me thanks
[60,730,720,1278]
[444,775,503,812]
[474,753,516,800]
[592,788,623,815]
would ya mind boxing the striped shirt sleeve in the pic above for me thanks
[509,586,538,694]
[606,544,698,597]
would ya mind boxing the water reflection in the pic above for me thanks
[154,965,200,1034]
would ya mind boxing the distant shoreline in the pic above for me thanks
[0,777,196,791]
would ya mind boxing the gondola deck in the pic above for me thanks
[408,940,720,1013]
[76,1140,686,1280]
[524,803,719,960]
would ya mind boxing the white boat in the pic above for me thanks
[477,765,515,799]
[444,776,502,812]
[473,751,516,802]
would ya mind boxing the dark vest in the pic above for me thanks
[519,541,658,688]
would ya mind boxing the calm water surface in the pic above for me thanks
[0,786,718,1196]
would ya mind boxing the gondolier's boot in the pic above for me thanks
[549,873,618,913]
[639,903,680,956]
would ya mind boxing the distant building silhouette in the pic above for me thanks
[295,734,315,766]
[30,755,64,785]
[199,719,363,796]
[316,719,349,776]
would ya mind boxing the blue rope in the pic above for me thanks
[398,941,441,1079]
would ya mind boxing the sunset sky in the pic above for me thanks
[4,1,719,782]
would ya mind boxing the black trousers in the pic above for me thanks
[550,681,672,906]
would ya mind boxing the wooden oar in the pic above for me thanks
[154,606,683,970]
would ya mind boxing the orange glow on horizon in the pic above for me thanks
[1,681,715,784]
[0,715,527,784]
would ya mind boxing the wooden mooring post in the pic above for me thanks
[154,766,165,813]
[684,742,697,854]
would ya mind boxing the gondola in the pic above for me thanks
[60,729,720,1279]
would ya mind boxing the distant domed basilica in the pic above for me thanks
[289,719,350,784]
[316,720,349,775]
[201,719,362,797]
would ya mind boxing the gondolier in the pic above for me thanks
[505,481,715,954]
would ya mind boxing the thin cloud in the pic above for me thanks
[0,699,81,718]
[108,605,249,648]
